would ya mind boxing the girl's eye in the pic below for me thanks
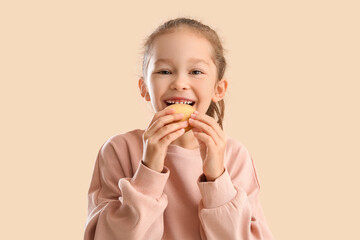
[158,70,171,74]
[156,70,203,75]
[192,70,203,75]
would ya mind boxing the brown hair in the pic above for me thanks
[140,17,227,129]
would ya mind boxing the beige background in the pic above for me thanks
[1,0,359,239]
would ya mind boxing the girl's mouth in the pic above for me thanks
[164,100,195,106]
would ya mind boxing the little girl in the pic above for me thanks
[84,17,273,240]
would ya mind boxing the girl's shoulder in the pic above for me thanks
[97,129,145,173]
[225,135,249,154]
[106,128,145,146]
[98,129,145,157]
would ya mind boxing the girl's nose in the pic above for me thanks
[170,75,190,90]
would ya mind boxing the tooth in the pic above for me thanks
[166,100,195,105]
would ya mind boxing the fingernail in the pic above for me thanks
[194,111,199,114]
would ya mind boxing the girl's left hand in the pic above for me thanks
[188,111,226,181]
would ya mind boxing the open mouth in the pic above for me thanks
[165,100,195,107]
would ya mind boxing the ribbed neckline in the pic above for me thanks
[167,144,201,158]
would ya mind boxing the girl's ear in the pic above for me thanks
[212,78,228,102]
[138,78,151,101]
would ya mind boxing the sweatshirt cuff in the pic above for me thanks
[197,168,237,208]
[130,161,170,199]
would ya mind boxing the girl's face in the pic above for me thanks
[139,28,227,114]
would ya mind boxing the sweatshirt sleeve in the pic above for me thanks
[84,138,169,240]
[197,144,273,240]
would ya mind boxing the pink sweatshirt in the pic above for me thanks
[84,129,273,239]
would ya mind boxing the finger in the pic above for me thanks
[191,127,202,133]
[145,120,188,149]
[144,107,176,139]
[154,120,188,142]
[190,111,226,142]
[148,107,176,127]
[144,112,184,140]
[189,118,220,145]
[193,131,216,148]
[159,128,186,146]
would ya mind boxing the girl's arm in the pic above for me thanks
[84,138,169,240]
[197,145,274,240]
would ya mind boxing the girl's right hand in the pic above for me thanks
[142,107,188,172]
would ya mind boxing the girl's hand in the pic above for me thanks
[142,108,188,172]
[189,111,226,181]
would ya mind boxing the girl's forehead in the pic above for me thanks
[152,57,212,68]
[153,31,212,51]
[150,32,215,65]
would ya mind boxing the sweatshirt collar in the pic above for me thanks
[167,144,201,157]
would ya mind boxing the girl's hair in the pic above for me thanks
[141,17,227,129]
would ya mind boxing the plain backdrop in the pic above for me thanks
[1,0,359,239]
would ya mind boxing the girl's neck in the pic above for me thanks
[170,130,199,150]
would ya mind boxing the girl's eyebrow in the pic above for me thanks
[154,58,210,66]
